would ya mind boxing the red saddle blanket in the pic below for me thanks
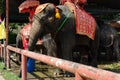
[21,23,32,49]
[65,2,96,40]
[60,0,87,5]
[21,23,42,49]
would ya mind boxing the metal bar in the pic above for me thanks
[7,45,120,80]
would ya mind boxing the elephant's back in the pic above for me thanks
[57,5,74,17]
[56,5,76,30]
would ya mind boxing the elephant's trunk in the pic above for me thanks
[27,16,43,51]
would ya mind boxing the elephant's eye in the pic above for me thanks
[48,17,54,23]
[47,11,54,17]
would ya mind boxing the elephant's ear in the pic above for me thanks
[34,3,56,22]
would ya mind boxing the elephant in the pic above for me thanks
[16,27,57,63]
[16,32,24,62]
[27,3,100,76]
[97,20,120,61]
[72,45,92,65]
[16,28,57,77]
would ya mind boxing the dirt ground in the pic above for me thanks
[10,59,75,80]
[9,55,120,80]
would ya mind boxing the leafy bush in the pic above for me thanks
[8,32,17,44]
[0,0,5,16]
[8,23,26,44]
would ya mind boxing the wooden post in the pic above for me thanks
[6,0,9,45]
[0,42,3,62]
[3,41,6,67]
[0,41,1,58]
[75,72,84,80]
[6,0,9,69]
[22,54,27,80]
[6,48,10,70]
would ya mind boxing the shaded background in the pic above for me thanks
[9,0,120,22]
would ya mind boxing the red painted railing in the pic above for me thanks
[0,42,120,80]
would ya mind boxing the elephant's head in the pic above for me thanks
[28,3,62,51]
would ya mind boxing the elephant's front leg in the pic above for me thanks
[59,32,76,77]
[90,46,98,67]
[60,32,76,61]
[90,26,100,67]
[16,33,23,63]
[113,38,120,61]
[43,34,57,57]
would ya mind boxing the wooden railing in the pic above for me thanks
[0,41,120,80]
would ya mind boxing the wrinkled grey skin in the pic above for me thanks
[16,32,57,77]
[97,20,120,61]
[16,32,57,62]
[16,33,23,62]
[28,3,100,68]
[27,3,100,76]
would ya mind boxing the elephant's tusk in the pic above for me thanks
[36,39,43,45]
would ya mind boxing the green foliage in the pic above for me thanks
[8,32,17,44]
[8,23,26,44]
[9,23,25,33]
[96,13,120,21]
[0,0,5,15]
[0,23,26,44]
